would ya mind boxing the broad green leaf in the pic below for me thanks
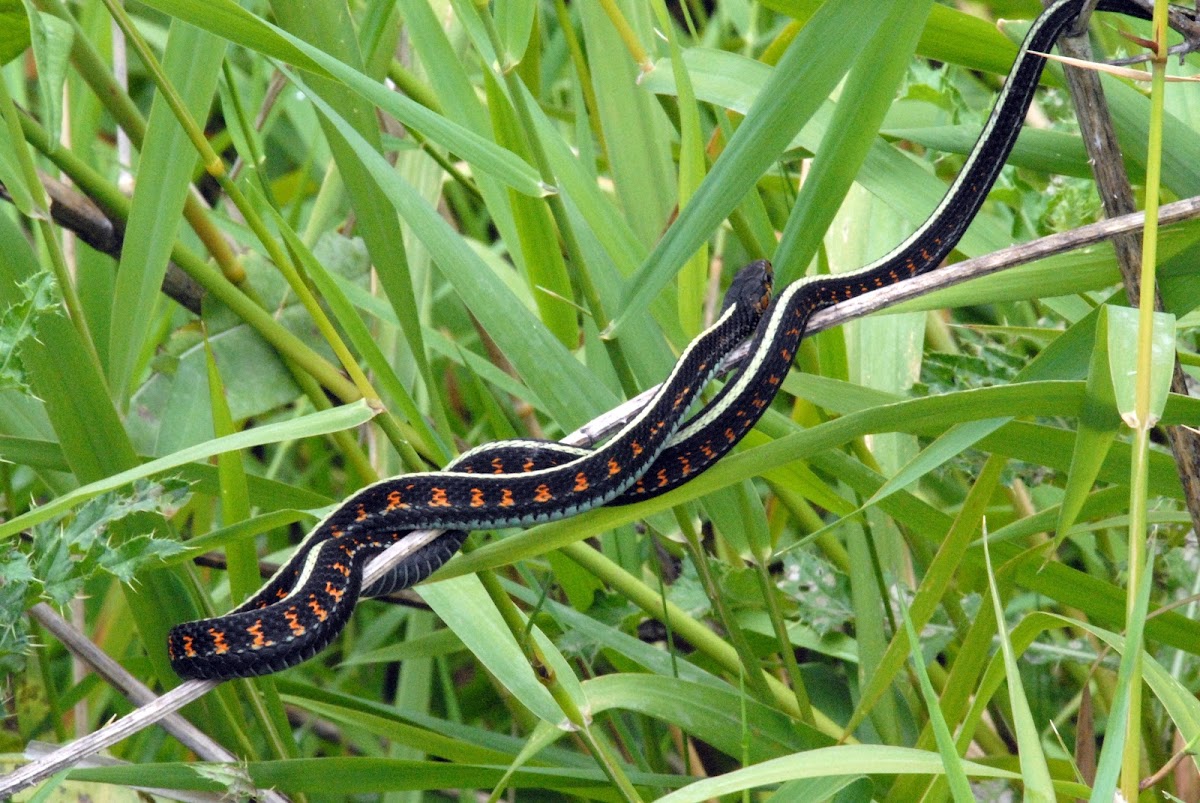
[761,0,1018,76]
[128,308,303,456]
[655,745,1019,803]
[273,215,439,458]
[495,0,536,68]
[279,695,514,765]
[419,575,566,726]
[0,68,37,217]
[203,336,258,603]
[583,674,825,761]
[884,125,1100,180]
[650,1,707,337]
[637,47,1015,275]
[482,72,576,348]
[576,0,674,250]
[22,314,137,485]
[611,0,893,332]
[70,757,661,797]
[1054,309,1122,547]
[287,69,611,428]
[774,0,932,283]
[271,0,440,431]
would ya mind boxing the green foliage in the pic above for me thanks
[0,0,30,66]
[0,0,1199,800]
[0,479,188,673]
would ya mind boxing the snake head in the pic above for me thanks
[721,259,774,315]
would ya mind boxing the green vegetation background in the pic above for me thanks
[1,0,1200,799]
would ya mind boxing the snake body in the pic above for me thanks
[170,0,1184,681]
[168,262,772,680]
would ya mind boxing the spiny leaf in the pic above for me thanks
[0,272,58,393]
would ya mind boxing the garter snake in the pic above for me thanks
[168,262,772,680]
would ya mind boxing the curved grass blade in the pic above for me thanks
[0,400,376,540]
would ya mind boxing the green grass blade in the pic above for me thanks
[420,575,565,725]
[106,19,225,401]
[982,531,1055,801]
[0,400,375,540]
[773,0,932,283]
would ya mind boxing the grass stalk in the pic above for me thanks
[1119,1,1169,795]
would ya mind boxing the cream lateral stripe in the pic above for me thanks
[258,546,327,631]
[454,441,592,463]
[666,280,812,440]
[228,536,329,617]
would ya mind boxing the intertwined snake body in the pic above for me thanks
[168,263,773,679]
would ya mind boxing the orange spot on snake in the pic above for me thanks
[208,628,229,655]
[248,620,274,649]
[284,607,306,636]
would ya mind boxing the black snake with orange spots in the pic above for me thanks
[170,0,1195,682]
[167,261,773,680]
